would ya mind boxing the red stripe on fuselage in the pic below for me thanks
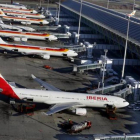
[0,77,20,99]
[3,16,42,21]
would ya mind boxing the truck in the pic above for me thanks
[67,121,91,134]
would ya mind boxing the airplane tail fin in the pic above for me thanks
[0,37,7,44]
[0,74,20,99]
[0,10,6,16]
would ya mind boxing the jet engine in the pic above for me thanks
[21,21,31,25]
[72,108,87,116]
[41,54,50,59]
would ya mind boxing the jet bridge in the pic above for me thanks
[53,32,71,39]
[113,85,132,98]
[73,62,102,73]
[87,79,126,95]
[62,44,86,52]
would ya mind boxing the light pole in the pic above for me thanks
[121,16,130,79]
[102,49,108,94]
[57,0,61,23]
[47,0,49,11]
[107,0,109,9]
[40,0,42,7]
[77,0,83,44]
[133,0,136,11]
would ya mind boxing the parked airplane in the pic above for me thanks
[0,74,129,116]
[0,10,49,25]
[128,10,136,17]
[0,19,35,32]
[0,38,78,59]
[0,3,27,9]
[3,11,45,19]
[0,6,37,13]
[0,30,57,41]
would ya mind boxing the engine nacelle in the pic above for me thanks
[42,54,50,59]
[14,37,21,41]
[21,21,31,25]
[72,108,87,116]
[13,37,27,42]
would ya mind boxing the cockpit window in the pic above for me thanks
[123,100,127,102]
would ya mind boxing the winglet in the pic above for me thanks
[31,74,36,79]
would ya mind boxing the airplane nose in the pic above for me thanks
[126,102,129,106]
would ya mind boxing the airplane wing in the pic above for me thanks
[45,102,82,115]
[31,74,61,91]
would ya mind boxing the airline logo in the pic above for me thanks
[87,96,108,101]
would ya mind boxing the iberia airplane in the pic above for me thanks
[0,38,77,59]
[0,74,129,116]
[0,3,27,9]
[0,18,35,32]
[3,11,45,19]
[0,6,37,13]
[0,10,49,25]
[0,30,57,41]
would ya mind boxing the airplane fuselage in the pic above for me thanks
[0,30,57,41]
[0,4,27,9]
[0,24,35,32]
[4,11,45,18]
[0,7,37,13]
[11,88,129,108]
[2,16,49,25]
[0,43,77,57]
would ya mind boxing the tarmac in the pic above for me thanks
[0,46,140,140]
[0,1,139,140]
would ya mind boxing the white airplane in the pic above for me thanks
[0,10,49,25]
[0,6,37,13]
[128,10,136,17]
[0,3,27,9]
[0,30,57,41]
[0,38,78,59]
[3,11,45,19]
[0,18,35,32]
[0,74,129,116]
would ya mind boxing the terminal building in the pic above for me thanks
[60,0,140,59]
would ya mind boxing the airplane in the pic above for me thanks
[0,3,27,9]
[0,30,57,41]
[0,74,129,116]
[0,18,36,32]
[0,6,37,13]
[0,37,78,59]
[3,11,46,19]
[127,10,136,17]
[0,10,49,25]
